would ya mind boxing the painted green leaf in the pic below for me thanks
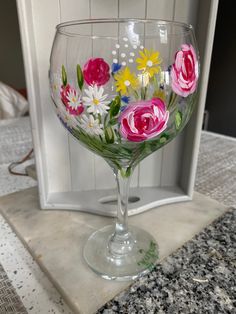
[159,133,169,145]
[159,136,167,144]
[108,117,118,126]
[77,64,84,91]
[62,65,67,86]
[137,240,158,268]
[175,111,182,130]
[110,96,121,118]
[114,129,121,143]
[141,87,147,100]
[125,166,132,178]
[121,166,132,178]
[105,127,114,144]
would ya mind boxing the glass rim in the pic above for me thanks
[56,18,194,35]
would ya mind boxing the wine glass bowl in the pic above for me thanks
[50,19,199,280]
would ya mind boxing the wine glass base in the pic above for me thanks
[83,225,159,281]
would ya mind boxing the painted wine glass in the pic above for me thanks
[49,19,199,280]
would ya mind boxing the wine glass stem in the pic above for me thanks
[108,168,134,256]
[115,169,130,234]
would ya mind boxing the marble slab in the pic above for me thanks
[0,187,227,314]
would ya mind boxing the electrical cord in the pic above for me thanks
[8,148,34,176]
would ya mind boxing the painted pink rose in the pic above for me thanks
[171,44,199,97]
[60,84,84,116]
[119,98,169,142]
[83,58,110,86]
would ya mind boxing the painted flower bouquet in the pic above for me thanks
[50,19,199,280]
[51,40,198,176]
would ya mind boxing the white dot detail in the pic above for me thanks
[133,45,137,49]
[121,53,126,58]
[113,59,118,64]
[129,59,134,63]
[140,45,144,49]
[123,37,128,42]
[147,60,153,67]
[124,80,130,86]
[130,52,135,57]
[115,44,120,49]
[112,50,117,55]
[121,61,126,66]
[124,44,129,48]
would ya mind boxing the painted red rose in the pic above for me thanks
[83,58,110,86]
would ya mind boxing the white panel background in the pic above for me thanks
[16,0,218,212]
[60,0,95,192]
[30,0,72,194]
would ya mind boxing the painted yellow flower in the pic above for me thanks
[136,49,162,78]
[114,67,139,95]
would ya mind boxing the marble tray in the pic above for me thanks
[0,187,227,314]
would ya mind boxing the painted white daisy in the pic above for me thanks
[80,114,103,136]
[82,85,110,116]
[66,88,84,115]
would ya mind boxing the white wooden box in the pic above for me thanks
[17,0,218,216]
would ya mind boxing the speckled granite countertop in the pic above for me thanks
[98,208,236,314]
